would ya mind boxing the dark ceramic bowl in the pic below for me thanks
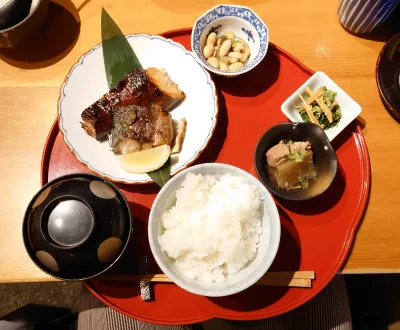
[0,0,48,48]
[254,122,338,201]
[0,0,31,30]
[376,32,400,122]
[23,173,132,280]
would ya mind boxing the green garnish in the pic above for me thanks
[283,140,306,163]
[298,86,342,130]
[286,140,293,154]
[283,140,306,162]
[323,88,336,103]
[300,176,309,189]
[286,150,306,163]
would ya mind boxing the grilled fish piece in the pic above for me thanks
[110,104,174,155]
[81,68,185,140]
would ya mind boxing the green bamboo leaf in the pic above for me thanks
[101,8,142,89]
[147,158,171,187]
[101,8,171,187]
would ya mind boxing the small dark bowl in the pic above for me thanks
[23,173,132,280]
[376,32,400,122]
[0,0,31,30]
[0,0,48,48]
[254,122,338,201]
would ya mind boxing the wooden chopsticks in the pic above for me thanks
[100,271,315,288]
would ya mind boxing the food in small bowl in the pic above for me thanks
[295,86,342,130]
[254,123,338,201]
[266,140,316,190]
[281,71,362,141]
[23,174,132,280]
[203,30,251,72]
[191,4,268,77]
[148,163,280,297]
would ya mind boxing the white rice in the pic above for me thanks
[158,173,263,284]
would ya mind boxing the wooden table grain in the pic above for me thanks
[0,0,399,282]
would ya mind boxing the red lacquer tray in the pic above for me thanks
[41,28,370,324]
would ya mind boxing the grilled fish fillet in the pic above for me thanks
[81,68,185,140]
[110,104,174,155]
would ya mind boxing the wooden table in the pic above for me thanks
[0,0,399,283]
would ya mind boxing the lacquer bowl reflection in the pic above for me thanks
[23,174,131,280]
[148,163,281,297]
[254,123,338,201]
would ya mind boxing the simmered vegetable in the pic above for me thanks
[296,86,342,129]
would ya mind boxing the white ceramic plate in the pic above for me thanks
[280,71,362,141]
[58,34,218,184]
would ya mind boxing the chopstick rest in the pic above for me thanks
[139,256,151,301]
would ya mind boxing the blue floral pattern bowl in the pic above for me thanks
[191,4,268,77]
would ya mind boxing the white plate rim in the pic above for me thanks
[58,33,219,185]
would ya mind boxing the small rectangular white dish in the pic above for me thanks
[280,71,362,141]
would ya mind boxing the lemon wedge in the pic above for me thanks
[119,145,171,173]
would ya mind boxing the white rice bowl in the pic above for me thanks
[148,163,281,297]
[159,173,263,284]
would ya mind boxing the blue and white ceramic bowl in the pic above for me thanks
[191,4,268,77]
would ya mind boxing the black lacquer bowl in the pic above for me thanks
[254,122,338,201]
[0,0,49,47]
[376,33,400,122]
[23,174,132,280]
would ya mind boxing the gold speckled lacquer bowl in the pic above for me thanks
[23,174,132,280]
[254,122,338,201]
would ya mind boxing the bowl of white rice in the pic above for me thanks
[148,163,281,297]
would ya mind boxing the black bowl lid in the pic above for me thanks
[23,173,132,280]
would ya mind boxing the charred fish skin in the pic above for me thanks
[81,98,115,140]
[81,69,151,140]
[110,104,156,155]
[109,105,138,154]
[110,104,173,155]
[80,68,186,141]
[113,69,161,107]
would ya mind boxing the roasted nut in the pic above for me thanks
[228,51,243,60]
[228,57,238,64]
[229,62,244,71]
[219,39,232,57]
[233,42,244,53]
[203,44,214,59]
[206,32,217,45]
[219,62,229,71]
[213,45,219,57]
[224,31,235,40]
[207,56,219,68]
[204,34,250,72]
[241,45,250,63]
